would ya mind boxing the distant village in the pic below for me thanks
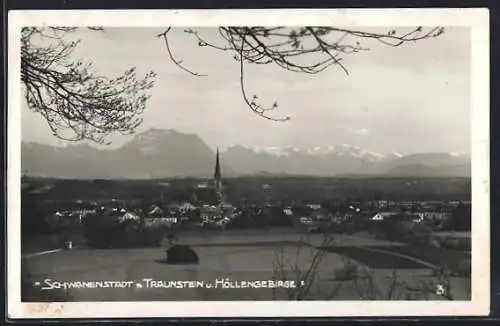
[37,149,471,236]
[45,197,468,233]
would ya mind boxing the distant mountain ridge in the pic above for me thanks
[220,144,470,177]
[22,128,471,179]
[22,129,234,179]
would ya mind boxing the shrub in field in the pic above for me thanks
[376,219,433,244]
[444,203,471,231]
[84,225,120,248]
[135,225,164,247]
[110,223,164,248]
[83,212,114,244]
[21,190,50,235]
[376,219,404,241]
[83,214,163,248]
[165,245,199,264]
[402,223,433,246]
[346,216,369,234]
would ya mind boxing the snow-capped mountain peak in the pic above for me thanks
[303,144,386,161]
[257,146,291,157]
[225,144,387,161]
[449,151,468,157]
[391,151,404,158]
[22,129,471,178]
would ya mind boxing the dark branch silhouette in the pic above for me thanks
[156,28,207,77]
[158,26,444,121]
[22,25,445,142]
[21,27,157,144]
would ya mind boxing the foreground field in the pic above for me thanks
[22,232,471,301]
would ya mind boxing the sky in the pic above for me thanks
[21,27,471,155]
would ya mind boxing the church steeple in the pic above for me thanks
[214,147,221,181]
[214,147,223,204]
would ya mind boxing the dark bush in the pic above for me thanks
[115,224,164,248]
[83,214,163,248]
[376,219,401,241]
[165,245,199,264]
[345,215,369,234]
[403,224,433,246]
[378,219,433,244]
[22,191,49,235]
[444,203,471,231]
[369,217,426,243]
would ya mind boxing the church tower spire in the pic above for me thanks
[214,147,221,181]
[214,147,223,204]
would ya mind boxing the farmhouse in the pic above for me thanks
[299,216,314,225]
[118,212,141,223]
[177,202,197,212]
[143,216,178,227]
[307,203,322,210]
[200,205,223,223]
[148,205,164,217]
[45,209,91,229]
[370,212,399,221]
[418,212,449,221]
[197,182,208,189]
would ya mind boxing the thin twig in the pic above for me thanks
[157,27,207,77]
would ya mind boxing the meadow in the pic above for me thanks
[22,231,471,301]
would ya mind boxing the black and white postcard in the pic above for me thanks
[7,8,490,319]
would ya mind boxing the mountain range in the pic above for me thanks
[21,128,471,179]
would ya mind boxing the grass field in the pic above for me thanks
[22,231,471,301]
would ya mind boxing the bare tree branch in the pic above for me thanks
[22,27,157,145]
[156,27,207,77]
[159,26,445,122]
[23,25,445,143]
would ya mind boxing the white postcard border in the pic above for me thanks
[7,8,490,319]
